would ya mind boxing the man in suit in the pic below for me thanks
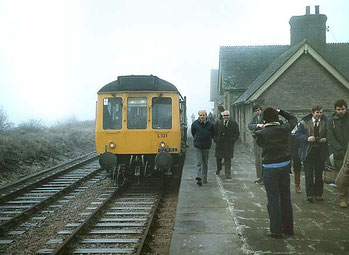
[214,110,240,179]
[295,106,328,203]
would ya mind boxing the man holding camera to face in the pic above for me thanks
[295,106,328,203]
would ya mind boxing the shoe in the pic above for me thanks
[295,186,302,194]
[254,178,262,184]
[267,233,283,239]
[307,197,314,203]
[315,196,323,201]
[339,201,347,208]
[196,177,202,186]
[226,175,232,179]
[215,170,220,175]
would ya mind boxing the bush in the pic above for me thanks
[0,119,95,173]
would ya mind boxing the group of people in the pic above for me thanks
[190,99,349,239]
[191,107,240,186]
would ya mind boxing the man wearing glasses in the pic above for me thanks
[214,110,240,179]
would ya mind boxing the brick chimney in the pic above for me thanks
[289,6,327,47]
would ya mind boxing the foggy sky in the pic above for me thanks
[0,0,348,125]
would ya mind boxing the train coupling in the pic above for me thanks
[155,149,173,170]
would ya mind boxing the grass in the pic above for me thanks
[0,109,95,183]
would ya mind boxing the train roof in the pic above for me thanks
[98,75,179,93]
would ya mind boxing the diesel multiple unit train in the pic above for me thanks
[95,75,187,185]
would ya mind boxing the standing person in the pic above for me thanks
[217,105,225,121]
[327,99,349,208]
[335,141,349,206]
[290,125,302,194]
[248,105,264,184]
[208,112,216,123]
[191,110,215,186]
[255,108,297,238]
[191,113,196,123]
[295,106,328,202]
[214,110,240,179]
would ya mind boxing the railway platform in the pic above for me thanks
[169,142,349,255]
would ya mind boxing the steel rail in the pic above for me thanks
[0,163,102,234]
[0,153,97,203]
[51,182,129,255]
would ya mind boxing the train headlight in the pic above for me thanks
[109,142,116,149]
[160,141,166,148]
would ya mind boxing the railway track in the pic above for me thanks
[0,153,101,234]
[37,180,161,254]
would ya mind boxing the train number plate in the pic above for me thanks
[158,148,178,152]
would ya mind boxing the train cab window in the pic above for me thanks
[152,97,172,129]
[103,97,122,130]
[127,98,147,129]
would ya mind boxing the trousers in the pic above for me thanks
[263,164,294,235]
[194,147,210,182]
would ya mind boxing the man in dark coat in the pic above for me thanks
[191,110,215,186]
[327,99,349,208]
[214,110,240,179]
[255,108,297,239]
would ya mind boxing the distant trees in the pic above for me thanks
[0,107,13,132]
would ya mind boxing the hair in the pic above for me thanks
[221,110,230,116]
[311,106,323,113]
[253,105,262,111]
[198,110,207,116]
[218,105,225,112]
[263,107,279,123]
[334,99,347,109]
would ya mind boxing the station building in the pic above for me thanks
[211,6,349,148]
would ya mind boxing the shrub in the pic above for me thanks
[0,119,95,174]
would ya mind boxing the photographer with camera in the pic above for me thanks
[295,106,328,203]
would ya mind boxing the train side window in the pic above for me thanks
[103,97,122,130]
[152,97,172,129]
[127,98,147,129]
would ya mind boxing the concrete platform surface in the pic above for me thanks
[169,142,349,255]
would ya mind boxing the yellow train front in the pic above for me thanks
[95,75,187,185]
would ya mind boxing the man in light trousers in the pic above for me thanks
[191,110,215,186]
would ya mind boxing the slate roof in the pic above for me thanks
[318,43,349,81]
[219,45,290,91]
[98,75,178,93]
[234,40,306,104]
[233,41,349,105]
